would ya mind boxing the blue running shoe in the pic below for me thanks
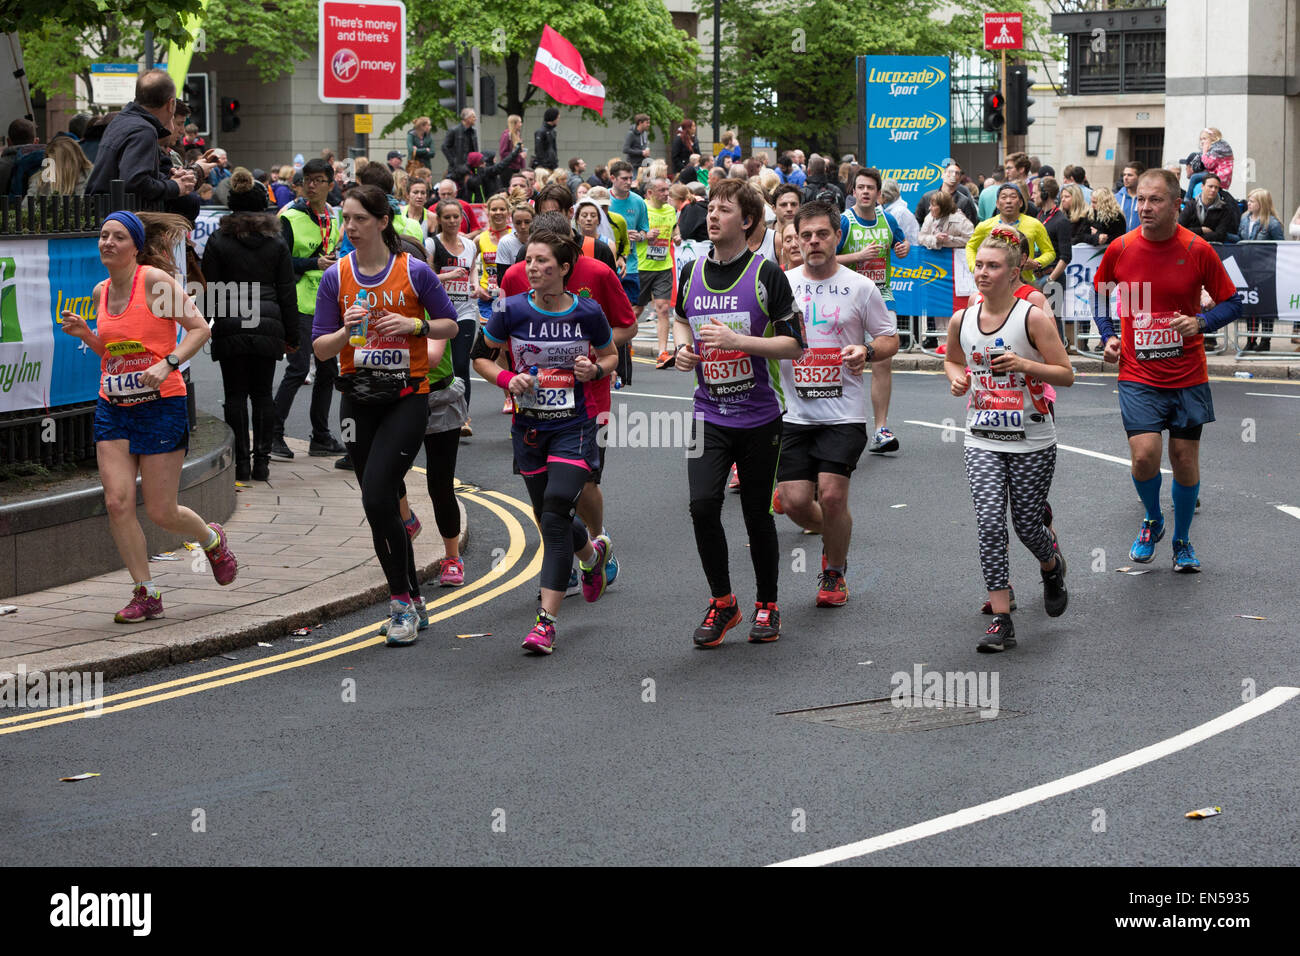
[1172,539,1201,573]
[380,596,429,635]
[605,551,619,589]
[564,566,581,598]
[1129,517,1164,563]
[384,599,420,647]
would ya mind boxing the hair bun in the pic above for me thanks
[229,167,255,192]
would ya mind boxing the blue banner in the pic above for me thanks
[862,55,951,214]
[48,237,108,407]
[890,245,956,318]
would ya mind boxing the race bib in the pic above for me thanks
[443,276,471,302]
[700,348,754,400]
[101,340,160,405]
[1132,311,1183,361]
[792,347,843,399]
[354,330,411,371]
[858,256,887,285]
[968,388,1025,442]
[516,367,577,419]
[646,238,670,261]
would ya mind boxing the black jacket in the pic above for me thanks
[802,176,845,211]
[622,126,649,165]
[1179,198,1233,243]
[532,123,558,170]
[671,135,699,176]
[442,124,478,172]
[677,201,709,242]
[454,144,524,203]
[917,187,979,227]
[201,212,299,361]
[85,101,178,202]
[1085,210,1127,245]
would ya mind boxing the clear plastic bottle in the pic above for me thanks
[349,290,370,347]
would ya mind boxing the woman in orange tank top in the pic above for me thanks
[59,211,240,625]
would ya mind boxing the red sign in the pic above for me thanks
[983,12,1024,50]
[318,0,406,104]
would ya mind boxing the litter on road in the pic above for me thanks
[60,773,99,782]
[1185,806,1222,819]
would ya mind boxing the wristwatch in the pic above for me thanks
[863,343,876,362]
[165,353,180,369]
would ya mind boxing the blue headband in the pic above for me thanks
[103,211,145,252]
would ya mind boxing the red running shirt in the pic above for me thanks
[1093,225,1237,389]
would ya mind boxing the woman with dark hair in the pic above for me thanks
[311,185,460,646]
[472,229,619,655]
[59,210,239,623]
[202,168,299,481]
[429,198,481,436]
[672,119,700,177]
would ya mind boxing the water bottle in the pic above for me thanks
[613,374,624,390]
[1234,371,1254,379]
[349,289,369,347]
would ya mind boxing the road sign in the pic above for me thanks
[353,112,373,134]
[318,0,406,104]
[983,12,1024,50]
[89,64,138,106]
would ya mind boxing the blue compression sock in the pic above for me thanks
[1132,473,1163,524]
[1171,480,1199,542]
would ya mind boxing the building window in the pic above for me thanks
[1123,32,1165,92]
[1131,129,1164,172]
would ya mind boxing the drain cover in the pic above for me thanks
[779,697,1022,733]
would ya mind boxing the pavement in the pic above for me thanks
[0,436,468,682]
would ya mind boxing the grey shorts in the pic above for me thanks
[636,268,675,305]
[426,377,468,434]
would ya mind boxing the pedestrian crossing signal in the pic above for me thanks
[220,97,240,133]
[983,89,1004,133]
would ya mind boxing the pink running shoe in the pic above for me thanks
[438,556,465,587]
[404,511,422,541]
[204,522,239,585]
[522,615,556,654]
[115,585,164,623]
[580,535,613,603]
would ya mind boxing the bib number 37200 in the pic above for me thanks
[1132,311,1184,361]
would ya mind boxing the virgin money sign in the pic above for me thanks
[319,0,406,104]
[983,12,1023,50]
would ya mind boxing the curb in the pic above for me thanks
[1,500,469,683]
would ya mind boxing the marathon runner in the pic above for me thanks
[311,185,459,646]
[776,201,900,607]
[944,226,1073,652]
[1093,168,1241,572]
[474,228,619,655]
[429,198,481,436]
[499,210,637,595]
[673,178,805,646]
[637,177,679,367]
[836,166,910,454]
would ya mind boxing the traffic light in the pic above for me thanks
[480,74,497,116]
[1007,65,1035,136]
[220,96,240,133]
[982,88,1004,133]
[183,73,209,136]
[437,53,467,114]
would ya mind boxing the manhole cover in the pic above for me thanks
[778,697,1022,733]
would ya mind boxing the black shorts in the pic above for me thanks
[777,422,869,482]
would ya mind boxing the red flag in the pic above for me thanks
[530,25,605,115]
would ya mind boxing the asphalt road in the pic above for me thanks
[3,349,1298,867]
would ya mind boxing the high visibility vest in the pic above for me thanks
[281,205,342,314]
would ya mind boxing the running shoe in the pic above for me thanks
[403,511,422,541]
[728,463,740,492]
[980,587,1017,615]
[522,613,557,654]
[1172,539,1201,573]
[580,535,613,602]
[564,567,582,598]
[748,601,781,642]
[816,570,848,608]
[438,556,465,587]
[868,426,899,454]
[384,599,420,646]
[605,552,620,589]
[656,349,675,369]
[204,522,238,586]
[115,585,163,623]
[380,596,429,635]
[1040,551,1068,617]
[693,596,742,648]
[772,485,784,514]
[978,613,1016,653]
[1129,516,1165,563]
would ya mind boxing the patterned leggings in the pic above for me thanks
[964,445,1058,592]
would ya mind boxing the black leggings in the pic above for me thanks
[451,317,478,403]
[522,462,591,593]
[341,390,428,598]
[219,355,276,412]
[686,417,783,603]
[421,428,462,539]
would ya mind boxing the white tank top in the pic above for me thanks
[958,297,1056,452]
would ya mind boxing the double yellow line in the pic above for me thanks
[0,488,541,736]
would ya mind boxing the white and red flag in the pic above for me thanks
[530,25,605,115]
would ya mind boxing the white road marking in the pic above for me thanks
[1072,381,1107,387]
[770,686,1300,867]
[1245,392,1300,400]
[903,420,1171,474]
[614,390,694,402]
[1276,505,1300,521]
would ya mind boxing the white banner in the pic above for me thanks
[0,241,54,411]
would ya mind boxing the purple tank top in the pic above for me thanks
[684,254,785,428]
